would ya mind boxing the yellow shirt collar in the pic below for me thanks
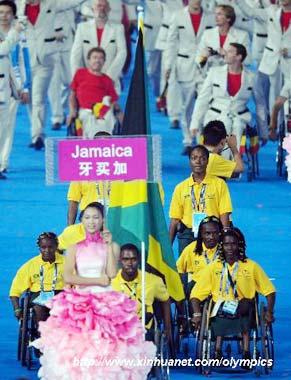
[188,173,212,186]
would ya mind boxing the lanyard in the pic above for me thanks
[121,282,142,304]
[190,184,206,212]
[219,262,239,299]
[203,249,218,265]
[39,263,58,292]
[96,181,111,198]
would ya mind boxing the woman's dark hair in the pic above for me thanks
[217,227,247,263]
[195,216,223,255]
[37,232,58,248]
[79,202,104,221]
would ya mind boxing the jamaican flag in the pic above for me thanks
[107,28,184,301]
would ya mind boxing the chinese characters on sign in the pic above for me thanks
[58,138,148,181]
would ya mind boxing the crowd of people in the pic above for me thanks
[3,0,286,378]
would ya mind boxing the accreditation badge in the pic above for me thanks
[222,300,238,315]
[33,291,55,306]
[192,212,207,237]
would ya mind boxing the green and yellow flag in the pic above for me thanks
[108,28,184,301]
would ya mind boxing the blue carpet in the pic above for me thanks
[1,71,291,379]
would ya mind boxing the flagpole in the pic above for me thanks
[137,4,144,33]
[141,241,146,335]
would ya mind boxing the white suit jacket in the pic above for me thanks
[0,28,20,104]
[16,0,86,67]
[155,0,184,51]
[196,25,252,67]
[53,9,77,53]
[165,7,215,82]
[190,64,255,132]
[235,1,291,76]
[144,0,163,51]
[70,19,126,80]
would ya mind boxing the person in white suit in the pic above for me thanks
[190,43,255,157]
[70,0,126,92]
[164,0,215,154]
[233,0,291,143]
[195,4,251,70]
[48,9,77,131]
[16,0,88,150]
[155,0,184,127]
[208,0,253,33]
[143,0,163,98]
[0,2,23,179]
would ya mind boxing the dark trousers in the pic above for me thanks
[177,228,195,255]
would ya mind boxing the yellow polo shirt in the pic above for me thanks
[190,259,275,302]
[169,174,232,228]
[111,270,169,329]
[207,153,236,178]
[9,252,65,297]
[176,242,218,282]
[58,223,86,251]
[67,181,111,210]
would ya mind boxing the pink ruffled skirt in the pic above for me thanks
[33,289,156,379]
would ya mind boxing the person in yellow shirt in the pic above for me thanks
[169,145,232,253]
[10,232,65,325]
[111,243,172,344]
[177,215,222,296]
[191,228,275,360]
[203,120,244,178]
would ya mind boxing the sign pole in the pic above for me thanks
[141,241,146,335]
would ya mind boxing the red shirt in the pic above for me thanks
[190,12,202,35]
[97,28,104,46]
[281,11,291,32]
[227,72,242,97]
[71,68,118,109]
[25,3,40,26]
[219,34,227,48]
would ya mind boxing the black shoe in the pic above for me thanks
[52,122,62,131]
[2,168,7,173]
[170,120,180,129]
[181,146,192,156]
[28,142,35,148]
[34,137,45,150]
[0,171,7,180]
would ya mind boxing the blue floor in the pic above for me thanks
[1,73,291,379]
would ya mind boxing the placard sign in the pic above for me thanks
[58,137,148,181]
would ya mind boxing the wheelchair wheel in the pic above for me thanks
[20,295,38,368]
[259,303,274,374]
[154,332,170,380]
[195,300,211,374]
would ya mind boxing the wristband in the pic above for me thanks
[193,312,202,317]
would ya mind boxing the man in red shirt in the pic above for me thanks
[68,47,119,138]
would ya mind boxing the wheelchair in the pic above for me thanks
[17,292,39,369]
[147,302,171,379]
[172,276,196,358]
[240,125,260,182]
[276,117,290,178]
[195,296,274,376]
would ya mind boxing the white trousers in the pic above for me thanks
[0,102,12,170]
[48,51,71,124]
[31,56,55,142]
[78,108,115,138]
[0,97,18,171]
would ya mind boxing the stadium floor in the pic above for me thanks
[1,71,291,379]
